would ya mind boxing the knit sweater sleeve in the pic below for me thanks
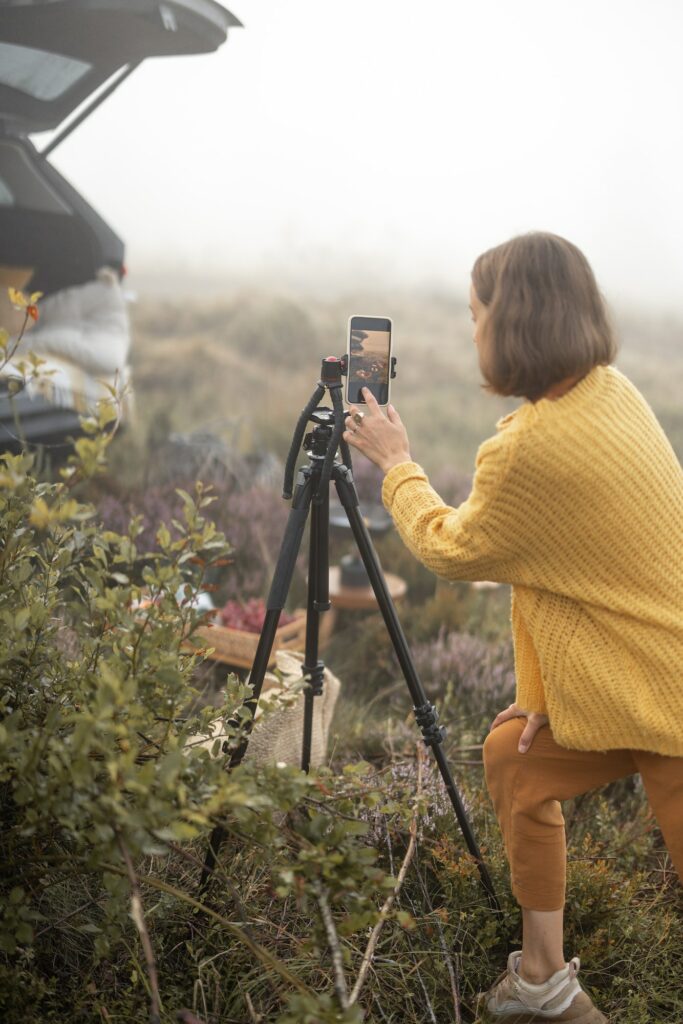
[380,432,520,583]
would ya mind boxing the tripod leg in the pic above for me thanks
[332,464,502,917]
[200,468,315,893]
[301,483,330,772]
[230,468,315,767]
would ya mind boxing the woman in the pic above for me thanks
[343,232,683,1023]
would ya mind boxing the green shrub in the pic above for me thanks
[0,421,241,949]
[0,408,444,1022]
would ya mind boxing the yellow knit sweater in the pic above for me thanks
[381,365,683,756]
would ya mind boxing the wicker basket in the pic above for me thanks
[192,650,342,768]
[194,610,307,669]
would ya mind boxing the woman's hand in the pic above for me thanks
[489,702,549,753]
[343,388,413,474]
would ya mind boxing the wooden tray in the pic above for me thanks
[192,610,307,669]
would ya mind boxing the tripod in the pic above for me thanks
[201,357,501,917]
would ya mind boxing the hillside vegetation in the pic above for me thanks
[127,287,683,475]
[2,286,682,1023]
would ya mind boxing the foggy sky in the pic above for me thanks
[39,0,683,310]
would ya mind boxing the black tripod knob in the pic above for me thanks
[414,701,448,747]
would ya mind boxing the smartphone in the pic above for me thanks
[345,315,392,406]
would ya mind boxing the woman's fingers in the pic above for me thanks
[361,387,381,412]
[344,391,379,446]
[518,713,550,753]
[489,702,524,731]
[343,405,363,446]
[342,389,412,470]
[489,703,549,753]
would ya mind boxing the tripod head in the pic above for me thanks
[303,408,336,458]
[282,354,397,503]
[283,356,350,502]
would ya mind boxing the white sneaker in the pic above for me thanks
[476,951,608,1022]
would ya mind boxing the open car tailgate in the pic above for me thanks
[0,0,242,134]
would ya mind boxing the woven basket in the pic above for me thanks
[194,610,307,669]
[192,650,342,768]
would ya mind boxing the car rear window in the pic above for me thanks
[0,42,91,102]
[0,177,13,206]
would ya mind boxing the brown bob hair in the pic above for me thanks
[471,232,617,402]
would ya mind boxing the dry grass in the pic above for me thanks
[126,286,683,489]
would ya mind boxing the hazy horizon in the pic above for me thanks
[124,260,683,328]
[36,0,683,315]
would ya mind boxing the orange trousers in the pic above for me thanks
[482,719,683,912]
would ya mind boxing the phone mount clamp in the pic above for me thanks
[200,356,501,919]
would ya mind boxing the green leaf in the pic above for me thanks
[13,608,30,631]
[156,524,171,549]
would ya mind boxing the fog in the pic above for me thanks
[40,0,683,311]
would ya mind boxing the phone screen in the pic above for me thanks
[346,315,392,405]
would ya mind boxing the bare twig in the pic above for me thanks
[314,879,350,1009]
[412,957,439,1023]
[452,952,463,1024]
[348,744,424,1007]
[117,835,162,1024]
[371,991,392,1022]
[244,991,263,1023]
[192,975,209,1024]
[413,844,462,1022]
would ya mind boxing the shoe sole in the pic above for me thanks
[475,991,608,1024]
